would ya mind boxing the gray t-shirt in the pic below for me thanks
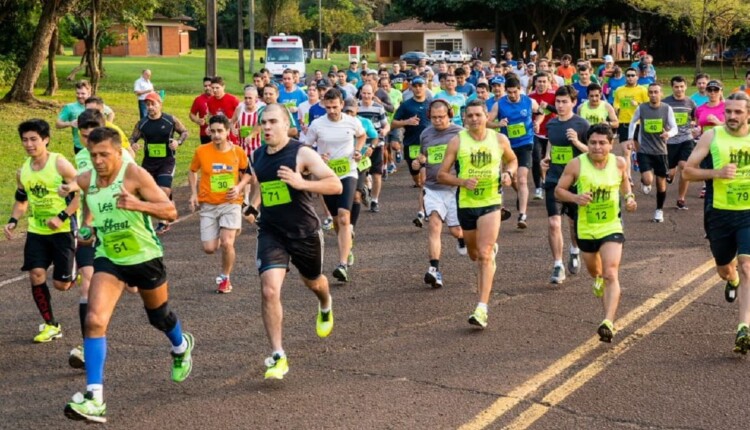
[632,103,676,155]
[662,95,696,145]
[545,115,590,185]
[420,123,463,190]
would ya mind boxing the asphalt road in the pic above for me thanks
[0,167,747,429]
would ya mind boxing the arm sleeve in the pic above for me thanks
[666,106,678,138]
[628,107,640,140]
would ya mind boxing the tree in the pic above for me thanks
[3,0,79,104]
[257,0,311,37]
[320,8,365,53]
[260,0,292,36]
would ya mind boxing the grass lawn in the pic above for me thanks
[0,49,745,225]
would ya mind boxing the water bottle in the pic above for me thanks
[78,226,92,240]
[631,152,639,172]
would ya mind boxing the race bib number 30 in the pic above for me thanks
[328,157,350,177]
[210,173,234,193]
[427,144,447,164]
[102,231,140,257]
[507,123,527,138]
[147,143,167,158]
[260,180,292,207]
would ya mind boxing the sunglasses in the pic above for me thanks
[626,74,637,77]
[707,87,721,92]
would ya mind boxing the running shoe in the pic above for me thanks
[333,264,349,282]
[676,199,688,210]
[734,324,750,354]
[64,391,106,423]
[34,323,62,343]
[413,211,425,228]
[641,184,652,195]
[424,266,443,288]
[699,186,706,198]
[155,222,171,235]
[347,250,355,267]
[567,252,580,275]
[592,276,605,298]
[653,209,664,223]
[215,275,232,293]
[501,207,512,221]
[316,303,334,338]
[550,265,566,284]
[468,307,488,329]
[725,279,739,303]
[533,188,544,200]
[666,173,674,184]
[387,163,397,174]
[362,187,372,208]
[171,332,194,383]
[598,319,615,343]
[69,345,85,369]
[322,216,334,231]
[456,242,468,256]
[395,151,403,164]
[370,201,380,213]
[517,213,528,229]
[264,353,289,379]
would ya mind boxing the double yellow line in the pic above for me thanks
[460,259,717,430]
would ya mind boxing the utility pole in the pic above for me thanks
[249,0,255,73]
[206,0,217,77]
[238,0,244,83]
[318,0,322,53]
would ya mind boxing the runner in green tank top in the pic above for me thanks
[577,84,619,128]
[64,127,193,424]
[4,119,79,344]
[683,92,750,354]
[555,124,636,343]
[437,99,518,329]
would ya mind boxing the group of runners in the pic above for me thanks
[7,51,750,423]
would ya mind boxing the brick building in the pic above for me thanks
[73,15,195,57]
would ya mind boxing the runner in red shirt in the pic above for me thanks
[207,76,240,144]
[189,76,213,144]
[529,72,558,199]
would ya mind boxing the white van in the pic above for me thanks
[262,34,307,82]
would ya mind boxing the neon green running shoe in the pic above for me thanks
[64,391,106,423]
[316,302,334,338]
[598,319,615,343]
[593,276,605,298]
[347,250,355,267]
[468,307,488,329]
[264,354,289,379]
[734,324,750,354]
[171,332,194,382]
[33,323,62,343]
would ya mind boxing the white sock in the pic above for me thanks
[172,338,187,355]
[372,198,378,203]
[554,260,563,268]
[320,295,332,313]
[569,246,580,254]
[273,350,286,358]
[87,384,104,403]
[477,302,488,311]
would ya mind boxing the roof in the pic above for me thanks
[370,18,455,33]
[151,13,193,22]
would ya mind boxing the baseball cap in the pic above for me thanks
[411,76,426,85]
[489,58,497,65]
[604,55,614,63]
[490,76,506,86]
[706,80,723,90]
[527,62,536,67]
[361,59,368,64]
[530,51,537,57]
[343,98,358,112]
[638,62,648,71]
[144,92,161,104]
[638,50,647,57]
[315,79,331,88]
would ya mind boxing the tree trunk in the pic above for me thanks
[45,26,59,96]
[694,35,703,73]
[85,0,101,94]
[3,0,78,103]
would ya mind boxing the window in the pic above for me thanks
[266,47,304,63]
[426,39,462,52]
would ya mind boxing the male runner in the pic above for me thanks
[189,76,214,144]
[662,76,697,209]
[63,127,193,423]
[188,115,252,293]
[613,68,648,179]
[247,104,342,379]
[555,123,637,342]
[357,84,390,212]
[437,100,518,328]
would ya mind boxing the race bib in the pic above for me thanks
[409,145,421,159]
[427,144,447,164]
[358,157,372,172]
[551,146,573,165]
[328,157,350,177]
[458,177,499,207]
[507,123,527,138]
[674,112,689,126]
[240,126,254,138]
[586,201,616,224]
[147,143,167,158]
[210,172,234,193]
[260,180,292,207]
[643,118,663,134]
[102,230,140,258]
[283,100,296,109]
[727,182,750,207]
[619,97,633,109]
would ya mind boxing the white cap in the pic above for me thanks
[489,58,497,65]
[530,51,537,56]
[604,55,614,63]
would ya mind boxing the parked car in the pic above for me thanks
[400,51,434,65]
[431,50,450,62]
[722,48,750,61]
[448,50,472,62]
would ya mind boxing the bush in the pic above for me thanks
[0,55,20,87]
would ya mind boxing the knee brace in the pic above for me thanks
[145,302,177,332]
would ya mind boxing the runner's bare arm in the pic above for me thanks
[172,117,190,145]
[4,170,28,239]
[120,164,178,221]
[285,146,343,195]
[499,133,518,185]
[618,156,637,212]
[606,103,620,129]
[683,129,730,181]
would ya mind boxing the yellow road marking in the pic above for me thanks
[507,275,720,429]
[459,258,715,430]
